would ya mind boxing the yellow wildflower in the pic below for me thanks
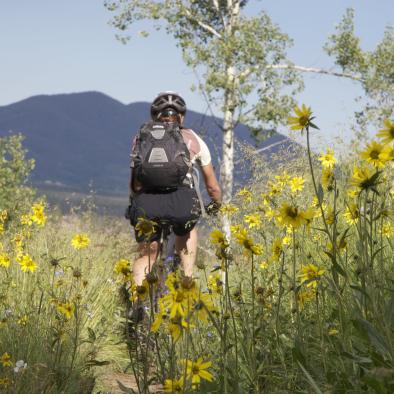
[244,213,262,229]
[299,264,325,288]
[71,234,90,250]
[135,217,157,238]
[260,193,270,206]
[350,165,379,191]
[282,235,292,245]
[237,187,252,202]
[318,148,336,169]
[0,377,11,388]
[210,229,229,249]
[289,176,305,194]
[343,203,360,225]
[13,234,24,249]
[57,302,75,319]
[181,358,214,384]
[0,210,7,222]
[163,377,183,393]
[192,293,216,323]
[30,202,47,226]
[17,315,28,326]
[0,254,10,268]
[250,243,263,255]
[18,254,38,273]
[347,188,360,199]
[235,228,263,255]
[277,203,308,229]
[20,214,33,226]
[263,207,276,221]
[297,289,316,309]
[325,206,335,225]
[259,260,269,269]
[380,222,394,237]
[162,289,188,318]
[328,328,339,336]
[271,239,283,262]
[275,171,291,187]
[219,204,239,216]
[208,273,223,295]
[0,352,12,367]
[321,167,334,190]
[267,180,283,196]
[376,119,394,144]
[360,141,390,168]
[131,279,149,302]
[230,224,242,234]
[114,259,132,276]
[288,104,313,131]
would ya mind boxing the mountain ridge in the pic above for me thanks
[0,91,291,196]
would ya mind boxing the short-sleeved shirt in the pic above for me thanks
[130,125,211,168]
[129,124,209,241]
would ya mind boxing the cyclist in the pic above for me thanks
[128,91,222,290]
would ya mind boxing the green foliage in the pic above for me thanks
[0,134,35,213]
[108,113,394,393]
[0,208,132,393]
[324,8,394,128]
[105,0,302,135]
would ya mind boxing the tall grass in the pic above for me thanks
[1,110,393,393]
[0,205,133,393]
[115,110,393,393]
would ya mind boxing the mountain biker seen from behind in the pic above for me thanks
[128,91,222,287]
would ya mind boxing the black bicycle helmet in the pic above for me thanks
[150,91,186,120]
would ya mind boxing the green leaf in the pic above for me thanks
[317,183,324,205]
[87,327,96,342]
[296,361,323,394]
[362,375,387,394]
[385,293,394,325]
[292,341,307,366]
[338,227,350,246]
[332,260,347,278]
[350,285,372,303]
[341,351,372,365]
[309,122,320,130]
[352,318,391,357]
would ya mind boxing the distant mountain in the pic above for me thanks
[0,91,292,195]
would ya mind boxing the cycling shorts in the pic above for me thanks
[129,187,201,243]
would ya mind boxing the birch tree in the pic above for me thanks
[105,1,392,201]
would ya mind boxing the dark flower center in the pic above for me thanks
[370,150,380,159]
[286,207,298,218]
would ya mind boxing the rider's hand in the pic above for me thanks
[205,200,221,216]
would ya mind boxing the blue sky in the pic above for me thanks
[1,0,393,149]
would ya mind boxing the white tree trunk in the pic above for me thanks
[220,82,235,203]
[220,0,239,203]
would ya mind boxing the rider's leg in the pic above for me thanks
[133,241,159,285]
[175,227,198,277]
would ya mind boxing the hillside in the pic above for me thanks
[0,91,292,197]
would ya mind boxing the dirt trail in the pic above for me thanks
[100,372,162,393]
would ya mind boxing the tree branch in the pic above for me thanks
[179,2,222,39]
[238,63,362,82]
[267,64,362,81]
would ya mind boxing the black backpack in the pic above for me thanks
[132,121,191,190]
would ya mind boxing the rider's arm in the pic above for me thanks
[130,134,143,194]
[201,163,221,203]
